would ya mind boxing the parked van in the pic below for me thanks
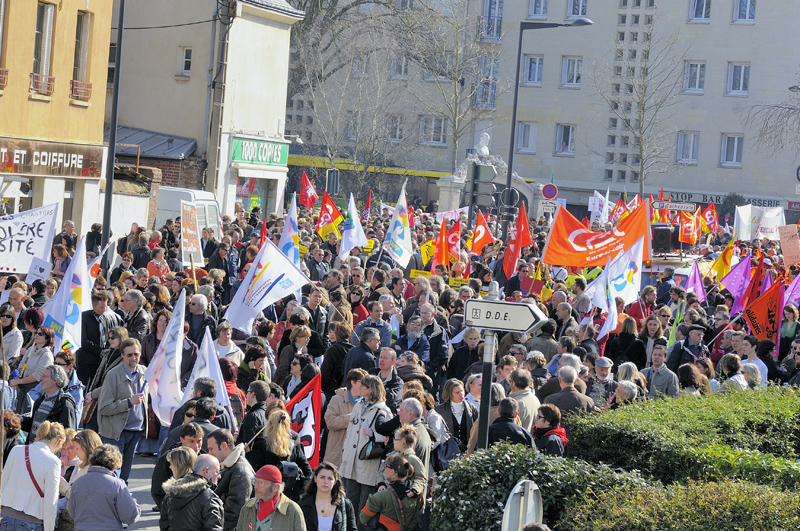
[154,187,223,240]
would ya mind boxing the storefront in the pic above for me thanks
[222,135,289,217]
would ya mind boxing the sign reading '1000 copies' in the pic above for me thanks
[0,203,59,273]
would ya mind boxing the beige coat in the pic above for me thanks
[339,399,390,486]
[510,388,541,432]
[97,363,148,441]
[324,387,355,468]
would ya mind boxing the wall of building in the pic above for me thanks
[117,155,205,189]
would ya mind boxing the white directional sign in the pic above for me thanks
[464,299,548,334]
[540,200,558,213]
[651,201,696,212]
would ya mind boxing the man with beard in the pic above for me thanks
[392,316,430,363]
[585,356,617,405]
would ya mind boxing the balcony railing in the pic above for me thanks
[70,79,93,101]
[30,72,55,96]
[473,81,497,110]
[0,69,8,89]
[478,15,502,42]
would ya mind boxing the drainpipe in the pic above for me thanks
[201,4,219,161]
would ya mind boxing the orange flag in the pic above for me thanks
[470,210,495,255]
[610,198,629,225]
[431,221,449,272]
[743,280,785,342]
[678,211,697,246]
[503,203,532,281]
[447,219,461,261]
[316,191,343,238]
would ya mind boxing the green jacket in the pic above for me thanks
[97,363,148,440]
[236,494,306,531]
[360,487,420,531]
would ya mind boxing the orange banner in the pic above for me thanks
[542,200,651,268]
[743,280,784,342]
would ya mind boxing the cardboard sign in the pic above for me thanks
[0,203,59,273]
[779,225,800,266]
[448,277,469,288]
[181,201,204,266]
[299,244,309,260]
[26,256,52,284]
[363,240,375,255]
[410,269,430,279]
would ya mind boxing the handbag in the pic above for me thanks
[357,408,385,461]
[432,435,462,472]
[80,397,98,425]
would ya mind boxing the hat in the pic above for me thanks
[653,338,668,348]
[249,232,260,239]
[595,357,614,368]
[255,465,282,483]
[689,324,705,333]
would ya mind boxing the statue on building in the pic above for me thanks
[475,132,491,156]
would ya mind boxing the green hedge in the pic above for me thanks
[556,479,800,531]
[430,442,649,531]
[566,387,800,486]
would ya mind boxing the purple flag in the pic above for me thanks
[684,260,706,303]
[759,270,773,296]
[721,253,751,314]
[785,272,800,307]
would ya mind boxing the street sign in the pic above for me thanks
[473,182,496,207]
[541,200,557,213]
[464,299,547,334]
[542,184,558,199]
[651,201,696,212]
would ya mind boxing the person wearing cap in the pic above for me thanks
[525,319,559,362]
[641,339,679,399]
[585,356,618,406]
[666,323,710,373]
[236,464,305,531]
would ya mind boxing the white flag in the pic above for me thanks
[224,239,311,334]
[600,187,610,223]
[339,193,368,260]
[278,193,301,266]
[42,236,90,353]
[597,269,618,341]
[382,184,413,268]
[181,327,232,411]
[144,290,186,425]
[604,236,645,305]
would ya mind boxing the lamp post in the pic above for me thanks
[502,17,593,241]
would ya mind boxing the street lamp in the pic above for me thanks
[502,17,593,241]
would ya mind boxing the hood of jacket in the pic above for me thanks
[220,443,249,470]
[163,473,212,509]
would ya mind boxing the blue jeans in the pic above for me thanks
[0,516,44,531]
[102,430,141,482]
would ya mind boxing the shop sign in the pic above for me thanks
[0,137,103,178]
[231,137,288,167]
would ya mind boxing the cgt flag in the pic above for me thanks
[286,373,322,468]
[299,171,319,209]
[316,191,343,238]
[743,280,785,342]
[470,210,494,255]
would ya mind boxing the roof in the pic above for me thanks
[240,0,305,18]
[103,124,198,160]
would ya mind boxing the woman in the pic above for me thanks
[237,345,269,392]
[447,328,481,382]
[321,322,355,402]
[271,301,300,353]
[376,425,426,497]
[1,421,65,531]
[616,362,647,402]
[2,410,21,467]
[395,351,433,390]
[110,253,136,285]
[11,325,54,415]
[60,429,103,498]
[359,455,419,531]
[166,446,197,480]
[219,358,246,425]
[348,286,368,326]
[606,317,647,371]
[695,358,720,392]
[67,444,140,531]
[478,268,493,292]
[329,290,354,328]
[214,321,244,366]
[340,375,392,518]
[246,409,312,502]
[20,307,45,353]
[657,307,672,330]
[464,373,482,410]
[299,463,357,531]
[638,315,665,368]
[142,310,172,365]
[0,303,23,364]
[718,354,748,392]
[150,285,173,314]
[779,304,799,362]
[677,363,704,396]
[277,325,312,385]
[324,368,367,469]
[52,244,71,278]
[284,353,314,397]
[742,364,762,390]
[83,327,128,430]
[121,273,137,291]
[434,379,478,452]
[147,247,171,281]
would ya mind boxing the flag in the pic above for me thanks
[551,170,555,184]
[278,193,301,266]
[678,211,698,246]
[430,221,449,272]
[88,241,112,290]
[447,219,461,261]
[702,203,719,233]
[181,327,232,414]
[786,272,800,307]
[600,188,610,223]
[709,235,737,279]
[225,239,311,334]
[597,258,618,341]
[43,236,90,353]
[299,171,319,209]
[316,191,343,238]
[760,269,773,296]
[503,202,532,281]
[649,194,658,223]
[583,236,645,305]
[743,280,785,342]
[339,193,369,260]
[627,195,641,211]
[734,256,765,314]
[408,203,415,229]
[719,252,751,302]
[258,216,269,249]
[684,260,706,303]
[667,302,686,347]
[609,198,629,225]
[382,183,414,268]
[361,190,372,222]
[286,373,322,468]
[144,290,187,425]
[470,210,494,255]
[581,217,590,228]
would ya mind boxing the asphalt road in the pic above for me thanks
[126,453,160,531]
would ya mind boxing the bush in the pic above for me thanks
[556,479,800,531]
[430,442,649,531]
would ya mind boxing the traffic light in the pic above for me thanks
[326,168,340,195]
[466,162,497,224]
[500,205,518,224]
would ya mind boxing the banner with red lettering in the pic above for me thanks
[286,373,322,468]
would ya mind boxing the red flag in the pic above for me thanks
[503,203,532,281]
[299,171,319,209]
[581,216,591,229]
[743,280,785,343]
[316,191,343,238]
[431,221,449,272]
[259,216,269,248]
[286,373,322,468]
[609,198,629,225]
[702,203,719,233]
[361,190,372,222]
[447,219,461,261]
[470,210,494,255]
[408,202,415,229]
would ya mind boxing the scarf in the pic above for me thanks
[347,390,362,406]
[534,426,569,446]
[450,401,464,422]
[1,323,13,337]
[257,493,280,521]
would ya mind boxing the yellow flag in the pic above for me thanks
[709,234,737,279]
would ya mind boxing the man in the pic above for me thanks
[739,334,769,386]
[29,279,47,307]
[487,397,534,448]
[391,316,430,363]
[236,465,305,531]
[77,291,123,385]
[323,270,348,301]
[207,430,255,531]
[494,355,517,396]
[8,287,25,324]
[120,289,150,341]
[321,232,339,257]
[166,377,235,436]
[656,266,677,307]
[545,336,576,379]
[666,323,709,373]
[420,303,448,397]
[641,339,679,399]
[571,277,591,317]
[186,294,217,346]
[532,403,568,457]
[352,301,393,347]
[543,366,595,425]
[577,323,600,356]
[160,454,224,531]
[159,219,179,250]
[201,227,218,261]
[53,219,76,248]
[369,348,404,414]
[504,263,531,298]
[342,327,380,381]
[151,423,204,510]
[161,397,221,453]
[22,364,77,442]
[389,276,407,310]
[366,269,391,303]
[611,380,639,408]
[628,285,657,332]
[27,350,85,421]
[307,248,330,281]
[585,356,618,405]
[555,303,578,340]
[536,352,587,402]
[397,398,433,481]
[97,338,147,482]
[525,319,559,363]
[508,369,541,432]
[237,381,284,448]
[304,286,329,347]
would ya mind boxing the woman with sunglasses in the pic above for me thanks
[299,462,357,531]
[109,252,136,285]
[83,327,129,431]
[11,326,54,415]
[376,425,426,500]
[0,303,23,365]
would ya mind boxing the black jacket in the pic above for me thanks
[161,417,219,454]
[488,416,534,448]
[125,307,151,341]
[236,401,267,448]
[368,367,403,414]
[606,333,647,371]
[320,341,354,400]
[216,446,255,531]
[159,474,224,531]
[185,312,217,347]
[246,437,311,502]
[151,442,180,508]
[298,495,357,531]
[23,391,77,443]
[109,264,135,285]
[201,238,218,260]
[434,400,478,449]
[447,345,480,382]
[342,342,377,384]
[132,245,151,270]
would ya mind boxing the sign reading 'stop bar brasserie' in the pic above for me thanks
[0,137,104,178]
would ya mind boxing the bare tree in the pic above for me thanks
[743,87,800,155]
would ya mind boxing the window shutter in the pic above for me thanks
[42,3,54,75]
[79,13,91,81]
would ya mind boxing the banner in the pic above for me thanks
[278,193,301,267]
[778,225,800,267]
[743,280,784,342]
[542,200,651,268]
[470,210,494,255]
[733,204,785,241]
[339,193,368,260]
[42,235,90,353]
[0,203,58,274]
[684,260,706,303]
[144,290,186,425]
[382,184,414,268]
[181,327,233,414]
[583,236,645,306]
[181,201,204,266]
[434,207,468,223]
[286,373,322,468]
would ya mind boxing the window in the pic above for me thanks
[286,100,293,110]
[107,43,117,86]
[297,100,305,110]
[690,0,710,20]
[346,112,361,141]
[609,117,618,128]
[633,0,641,6]
[613,83,621,93]
[481,0,503,41]
[33,2,55,76]
[628,66,636,77]
[644,14,653,24]
[727,63,749,95]
[305,116,314,125]
[631,14,639,24]
[617,170,627,181]
[474,56,498,109]
[630,32,638,42]
[178,47,192,77]
[524,56,543,84]
[517,122,537,152]
[569,0,587,17]
[351,53,368,78]
[604,169,614,181]
[556,124,575,154]
[647,0,654,5]
[626,83,634,94]
[420,116,447,145]
[618,153,628,163]
[423,54,452,82]
[631,171,640,182]
[614,66,622,76]
[683,61,705,93]
[620,0,628,6]
[734,0,755,21]
[631,154,640,165]
[677,131,699,163]
[720,134,743,166]
[606,152,615,163]
[623,101,632,112]
[387,116,403,142]
[561,57,582,87]
[390,55,407,79]
[620,136,629,148]
[617,32,625,42]
[529,0,547,17]
[615,49,624,60]
[618,14,626,24]
[628,49,637,60]
[607,135,616,146]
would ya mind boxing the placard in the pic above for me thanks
[363,240,375,255]
[448,277,469,288]
[419,240,435,265]
[778,225,800,266]
[409,269,430,279]
[0,203,58,273]
[26,256,52,284]
[180,201,204,266]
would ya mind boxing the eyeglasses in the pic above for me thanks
[290,361,300,366]
[184,412,195,418]
[54,362,68,367]
[0,315,12,319]
[35,331,45,336]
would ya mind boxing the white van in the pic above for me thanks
[154,187,223,240]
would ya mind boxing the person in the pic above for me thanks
[605,317,647,370]
[718,353,748,392]
[447,327,481,382]
[464,373,482,410]
[238,345,271,392]
[215,321,245,366]
[59,429,102,502]
[160,453,224,531]
[320,322,355,402]
[739,335,769,387]
[324,368,367,469]
[84,327,128,430]
[394,351,433,390]
[206,430,255,531]
[1,421,65,531]
[508,369,541,432]
[12,325,55,415]
[148,247,171,281]
[466,383,508,455]
[641,340,679,399]
[677,363,704,396]
[298,462,358,531]
[151,424,204,511]
[161,397,221,453]
[542,366,595,425]
[67,444,141,531]
[52,244,72,278]
[695,357,720,392]
[487,397,534,448]
[359,455,419,531]
[779,304,799,362]
[2,410,21,467]
[237,380,280,448]
[434,378,478,453]
[0,303,23,364]
[638,315,665,368]
[22,364,77,442]
[666,324,710,373]
[741,363,762,390]
[369,348,404,414]
[525,319,559,363]
[392,316,431,365]
[284,352,314,398]
[186,294,217,346]
[343,327,380,380]
[352,301,394,348]
[76,291,123,385]
[96,338,147,483]
[110,252,136,285]
[656,266,677,307]
[377,424,427,497]
[585,356,617,406]
[236,465,306,531]
[532,403,568,457]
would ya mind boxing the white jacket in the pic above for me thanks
[339,399,390,486]
[3,327,23,363]
[1,441,60,531]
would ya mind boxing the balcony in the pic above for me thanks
[70,79,93,101]
[478,15,502,42]
[30,72,55,96]
[473,81,497,110]
[0,69,7,89]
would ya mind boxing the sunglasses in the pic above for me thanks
[35,331,45,336]
[184,412,195,418]
[0,314,12,319]
[55,362,68,367]
[290,361,300,366]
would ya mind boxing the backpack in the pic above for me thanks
[229,392,245,426]
[116,236,127,257]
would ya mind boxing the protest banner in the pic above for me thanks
[286,373,322,468]
[363,240,375,255]
[409,270,430,279]
[448,277,469,288]
[419,240,435,265]
[0,203,58,273]
[180,201,204,266]
[778,225,800,267]
[733,204,784,241]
